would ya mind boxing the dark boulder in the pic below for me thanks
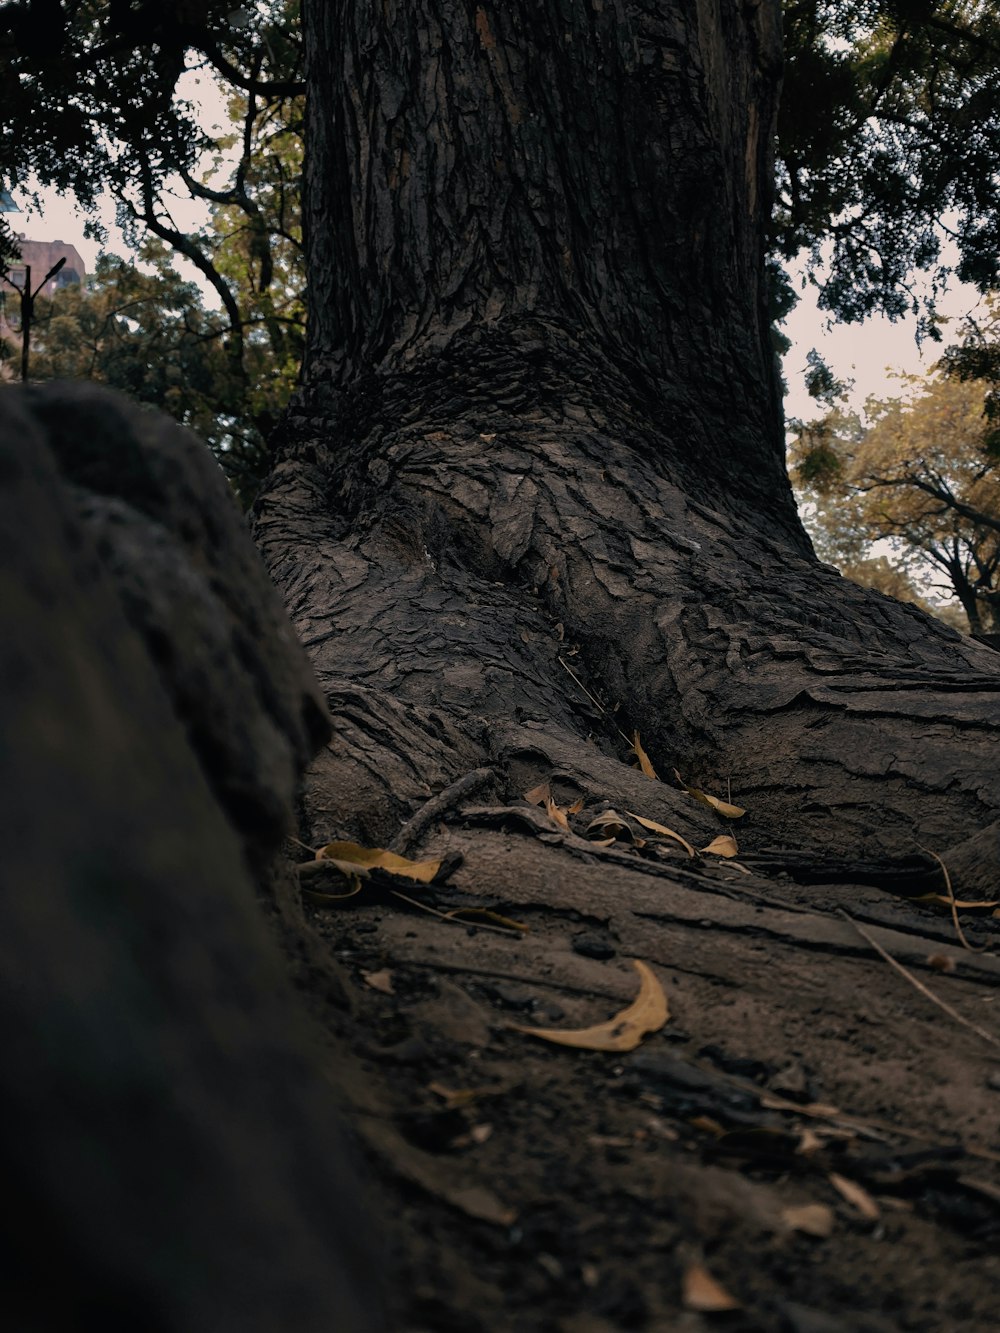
[0,385,381,1332]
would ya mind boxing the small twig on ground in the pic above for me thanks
[389,767,497,855]
[917,843,989,953]
[388,890,525,938]
[287,833,318,856]
[837,908,1000,1054]
[557,655,632,745]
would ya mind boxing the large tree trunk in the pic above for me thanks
[255,0,1000,881]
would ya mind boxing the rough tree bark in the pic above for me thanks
[254,0,1000,885]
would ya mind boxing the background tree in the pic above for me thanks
[791,370,1000,632]
[776,0,1000,328]
[940,290,1000,455]
[3,242,298,501]
[0,214,22,377]
[0,0,305,475]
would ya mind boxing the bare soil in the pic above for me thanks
[292,778,1000,1333]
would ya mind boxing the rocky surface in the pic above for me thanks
[0,384,380,1332]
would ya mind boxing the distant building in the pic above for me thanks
[4,236,86,295]
[1,233,87,379]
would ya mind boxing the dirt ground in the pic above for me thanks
[294,768,1000,1333]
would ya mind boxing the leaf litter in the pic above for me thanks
[513,959,669,1052]
[301,744,1000,1328]
[673,768,746,818]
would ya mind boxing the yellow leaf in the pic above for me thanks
[673,770,745,818]
[689,1115,726,1137]
[782,1203,834,1237]
[796,1129,824,1157]
[701,834,739,858]
[523,782,551,806]
[428,1081,484,1109]
[626,812,696,857]
[585,809,635,843]
[545,796,570,831]
[829,1172,880,1221]
[689,788,746,818]
[514,959,668,1052]
[316,840,441,884]
[362,969,395,995]
[632,731,659,780]
[682,1263,740,1313]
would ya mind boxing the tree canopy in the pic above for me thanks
[1,244,294,500]
[777,0,1000,327]
[0,0,304,379]
[3,0,1000,338]
[790,369,1000,631]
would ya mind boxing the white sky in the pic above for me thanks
[781,261,989,422]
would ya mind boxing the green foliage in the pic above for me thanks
[5,2,999,330]
[790,372,1000,632]
[0,214,20,271]
[777,1,1000,325]
[0,0,304,501]
[940,293,1000,458]
[0,2,300,206]
[804,349,854,406]
[14,245,290,503]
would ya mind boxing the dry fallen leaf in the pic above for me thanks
[689,1115,726,1137]
[545,796,571,831]
[682,1263,740,1313]
[514,959,669,1052]
[958,1175,1000,1207]
[523,781,552,806]
[626,812,696,857]
[701,834,739,858]
[585,809,635,843]
[316,840,442,884]
[428,1081,481,1109]
[632,731,659,780]
[567,796,585,814]
[362,969,395,995]
[829,1172,880,1221]
[782,1203,834,1237]
[442,1184,516,1227]
[359,1118,516,1227]
[673,769,746,818]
